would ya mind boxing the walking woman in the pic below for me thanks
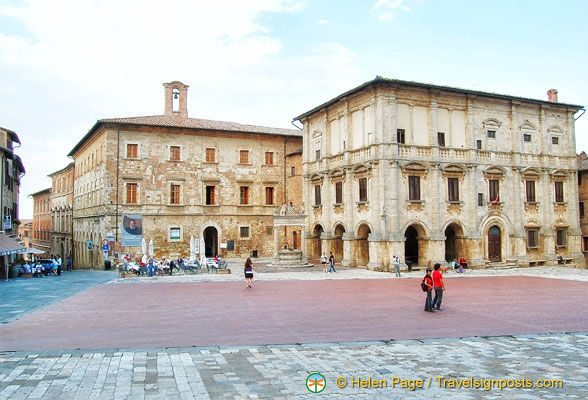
[244,257,254,288]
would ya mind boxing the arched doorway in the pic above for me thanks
[333,224,345,262]
[312,225,323,258]
[203,226,218,257]
[405,225,419,265]
[357,224,371,266]
[444,223,464,263]
[488,225,501,262]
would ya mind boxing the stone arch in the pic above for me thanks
[480,216,510,262]
[443,221,466,263]
[356,223,371,267]
[332,223,345,263]
[312,223,324,258]
[404,222,429,267]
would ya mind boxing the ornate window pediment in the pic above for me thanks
[312,130,323,138]
[548,125,564,134]
[519,119,537,131]
[440,163,466,176]
[483,118,502,129]
[328,168,345,179]
[400,161,429,178]
[483,165,506,180]
[521,167,541,181]
[310,173,323,183]
[550,169,568,182]
[351,163,371,175]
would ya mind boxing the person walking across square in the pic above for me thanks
[431,263,445,310]
[244,257,254,288]
[328,252,336,273]
[320,253,328,273]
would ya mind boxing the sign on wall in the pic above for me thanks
[121,215,143,247]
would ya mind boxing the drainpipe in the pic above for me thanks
[115,126,121,253]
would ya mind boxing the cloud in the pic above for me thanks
[372,0,412,21]
[317,19,328,25]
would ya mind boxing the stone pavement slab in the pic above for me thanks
[0,333,586,399]
[0,276,586,351]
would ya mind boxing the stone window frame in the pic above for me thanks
[125,142,140,159]
[441,165,466,204]
[238,149,251,165]
[483,166,506,205]
[352,165,371,205]
[526,228,539,249]
[401,162,429,204]
[549,170,568,205]
[205,147,217,163]
[240,226,250,238]
[167,180,184,206]
[168,226,182,242]
[265,151,274,166]
[482,118,502,141]
[265,186,275,206]
[202,178,220,206]
[548,125,564,147]
[168,145,182,162]
[124,181,140,205]
[555,227,567,247]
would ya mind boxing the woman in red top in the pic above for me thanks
[424,268,434,312]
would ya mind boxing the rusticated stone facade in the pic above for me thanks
[49,163,74,265]
[68,82,302,268]
[295,77,585,270]
[577,152,588,265]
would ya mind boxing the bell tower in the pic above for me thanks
[163,81,189,118]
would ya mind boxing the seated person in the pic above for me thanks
[22,262,32,274]
[33,261,44,277]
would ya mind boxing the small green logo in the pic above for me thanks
[306,373,326,393]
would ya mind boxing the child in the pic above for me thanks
[320,253,328,273]
[424,267,434,312]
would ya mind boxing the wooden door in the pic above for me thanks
[488,225,501,262]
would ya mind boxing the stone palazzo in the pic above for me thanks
[295,77,585,270]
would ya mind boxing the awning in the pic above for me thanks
[0,233,26,256]
[24,247,45,255]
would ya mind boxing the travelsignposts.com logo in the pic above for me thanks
[306,373,326,393]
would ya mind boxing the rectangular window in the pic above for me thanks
[265,152,274,165]
[170,146,181,161]
[126,183,137,204]
[266,226,273,235]
[206,148,216,163]
[239,150,249,164]
[335,181,343,204]
[358,178,368,202]
[583,237,588,252]
[437,132,445,147]
[526,181,536,202]
[240,226,249,238]
[556,229,566,246]
[489,180,500,202]
[476,140,482,149]
[170,227,181,240]
[397,129,406,144]
[580,202,585,218]
[448,178,459,201]
[205,186,215,205]
[409,176,420,201]
[552,137,559,145]
[527,230,538,248]
[240,186,249,205]
[265,187,274,205]
[315,149,321,160]
[487,130,496,138]
[127,143,138,158]
[170,184,181,204]
[523,134,531,142]
[314,184,321,205]
[555,181,564,202]
[291,166,295,176]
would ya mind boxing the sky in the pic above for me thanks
[1,0,587,219]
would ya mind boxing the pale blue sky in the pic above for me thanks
[0,0,586,218]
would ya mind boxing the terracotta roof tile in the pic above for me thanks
[100,115,301,137]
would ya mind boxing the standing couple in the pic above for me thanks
[423,263,445,312]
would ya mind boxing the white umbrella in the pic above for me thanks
[141,238,147,255]
[190,236,195,259]
[199,237,205,256]
[149,239,154,257]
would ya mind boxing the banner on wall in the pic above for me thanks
[121,215,143,247]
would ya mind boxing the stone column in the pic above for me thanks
[273,225,279,260]
[342,232,356,267]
